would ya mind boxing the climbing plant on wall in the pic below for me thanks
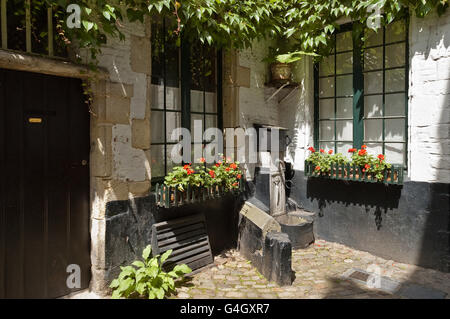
[34,0,449,62]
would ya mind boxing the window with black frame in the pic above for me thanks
[150,17,222,182]
[315,18,408,166]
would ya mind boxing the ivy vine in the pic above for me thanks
[39,0,447,63]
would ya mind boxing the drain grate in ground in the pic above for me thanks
[342,268,447,299]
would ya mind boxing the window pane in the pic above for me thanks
[204,46,217,93]
[190,42,204,91]
[205,92,217,113]
[337,142,353,159]
[151,145,165,178]
[336,75,353,96]
[385,68,405,92]
[336,52,353,74]
[365,28,383,47]
[365,142,383,156]
[319,142,334,153]
[151,18,164,79]
[364,46,383,71]
[336,120,353,140]
[319,77,335,98]
[385,43,405,68]
[320,55,335,76]
[166,87,181,110]
[336,31,353,52]
[166,112,181,142]
[320,121,335,140]
[191,113,204,138]
[165,19,180,88]
[385,93,405,116]
[151,84,164,109]
[385,119,405,142]
[336,97,353,118]
[386,20,406,44]
[167,144,182,171]
[385,143,405,164]
[191,90,203,112]
[364,71,383,94]
[319,99,334,119]
[364,119,383,141]
[151,110,164,143]
[364,95,383,117]
[205,115,218,130]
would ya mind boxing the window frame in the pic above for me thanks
[313,18,409,168]
[150,18,223,183]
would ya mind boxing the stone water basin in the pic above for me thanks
[274,211,315,249]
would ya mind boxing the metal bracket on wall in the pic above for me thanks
[265,82,300,103]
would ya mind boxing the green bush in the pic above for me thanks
[109,245,192,299]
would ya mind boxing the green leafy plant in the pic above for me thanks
[164,155,243,192]
[19,1,447,66]
[164,163,207,191]
[275,51,320,64]
[307,145,393,181]
[306,147,348,174]
[109,245,192,299]
[206,155,243,191]
[349,145,392,180]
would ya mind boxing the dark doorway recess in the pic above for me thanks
[0,69,91,298]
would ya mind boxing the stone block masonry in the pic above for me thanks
[88,17,153,295]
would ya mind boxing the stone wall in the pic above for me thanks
[89,17,152,293]
[408,10,450,183]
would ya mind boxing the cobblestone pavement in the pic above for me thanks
[172,239,450,299]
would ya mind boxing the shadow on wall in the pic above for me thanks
[306,178,402,230]
[411,10,450,272]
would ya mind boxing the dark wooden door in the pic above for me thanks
[0,69,90,298]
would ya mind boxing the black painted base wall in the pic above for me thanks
[288,170,450,272]
[104,193,244,282]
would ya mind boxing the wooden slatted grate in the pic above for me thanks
[151,213,214,272]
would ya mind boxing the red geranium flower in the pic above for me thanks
[237,174,242,179]
[328,150,333,154]
[315,165,321,171]
[199,157,206,163]
[209,170,215,178]
[215,163,220,167]
[183,164,190,170]
[187,169,194,175]
[230,163,238,170]
[232,182,239,187]
[358,149,367,156]
[377,154,385,161]
[320,149,325,153]
[361,145,367,149]
[348,148,357,153]
[308,146,315,153]
[364,164,370,170]
[226,167,230,171]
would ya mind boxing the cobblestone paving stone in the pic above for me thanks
[171,240,450,299]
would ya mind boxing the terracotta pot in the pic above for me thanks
[270,63,292,83]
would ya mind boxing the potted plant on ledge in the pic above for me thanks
[264,37,319,85]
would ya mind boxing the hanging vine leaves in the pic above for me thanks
[40,0,448,62]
